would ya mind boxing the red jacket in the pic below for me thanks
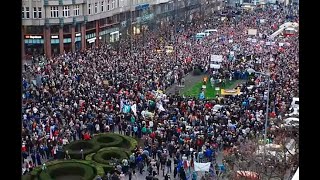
[84,133,91,140]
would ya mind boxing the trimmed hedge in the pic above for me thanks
[23,133,138,179]
[64,140,100,159]
[38,161,96,180]
[91,133,124,148]
[23,160,97,180]
[93,147,128,166]
[117,134,138,152]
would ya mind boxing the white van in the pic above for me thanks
[195,33,206,40]
[204,29,218,36]
[291,97,299,109]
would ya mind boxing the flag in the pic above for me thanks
[194,162,211,172]
[131,104,137,116]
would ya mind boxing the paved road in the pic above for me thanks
[165,73,206,95]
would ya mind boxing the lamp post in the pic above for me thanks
[246,68,270,166]
[169,0,178,62]
[80,149,84,160]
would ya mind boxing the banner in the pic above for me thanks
[220,88,241,96]
[210,55,223,62]
[194,162,211,172]
[210,64,221,69]
[248,29,257,36]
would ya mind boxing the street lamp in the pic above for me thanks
[169,0,178,63]
[246,68,270,166]
[80,149,84,160]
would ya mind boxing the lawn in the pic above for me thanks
[182,79,241,99]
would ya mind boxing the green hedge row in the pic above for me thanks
[93,147,128,165]
[64,133,137,159]
[38,161,96,180]
[64,140,101,159]
[23,133,138,180]
[23,160,98,180]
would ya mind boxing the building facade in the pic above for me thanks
[22,0,224,59]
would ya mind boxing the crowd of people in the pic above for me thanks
[22,3,299,180]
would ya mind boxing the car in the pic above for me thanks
[283,117,299,128]
[290,97,299,110]
[212,104,223,113]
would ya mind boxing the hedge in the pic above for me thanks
[64,140,101,159]
[23,133,138,179]
[38,161,96,180]
[23,160,97,180]
[93,147,128,166]
[116,134,138,152]
[91,133,124,148]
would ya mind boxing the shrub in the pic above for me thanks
[38,161,96,180]
[93,147,128,166]
[64,140,100,159]
[193,68,202,75]
[91,133,124,148]
[117,134,138,152]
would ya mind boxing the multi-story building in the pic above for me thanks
[22,0,223,59]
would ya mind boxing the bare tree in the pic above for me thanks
[221,128,299,180]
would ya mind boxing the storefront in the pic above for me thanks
[86,31,96,48]
[63,34,72,53]
[24,35,44,56]
[110,30,120,42]
[50,35,60,55]
[99,27,120,43]
[75,33,82,51]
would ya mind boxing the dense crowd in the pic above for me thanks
[22,4,299,180]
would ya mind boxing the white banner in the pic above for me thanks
[210,55,223,62]
[210,64,221,69]
[251,39,257,43]
[194,162,211,172]
[248,29,257,36]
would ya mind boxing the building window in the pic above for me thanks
[50,6,59,18]
[33,7,37,18]
[101,1,104,12]
[74,5,80,16]
[63,6,70,17]
[95,2,98,13]
[22,7,25,19]
[88,4,91,15]
[38,7,42,18]
[26,7,30,19]
[107,0,110,11]
[112,0,115,9]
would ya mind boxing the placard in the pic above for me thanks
[210,64,221,69]
[248,29,257,36]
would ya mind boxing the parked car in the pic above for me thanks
[283,117,299,128]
